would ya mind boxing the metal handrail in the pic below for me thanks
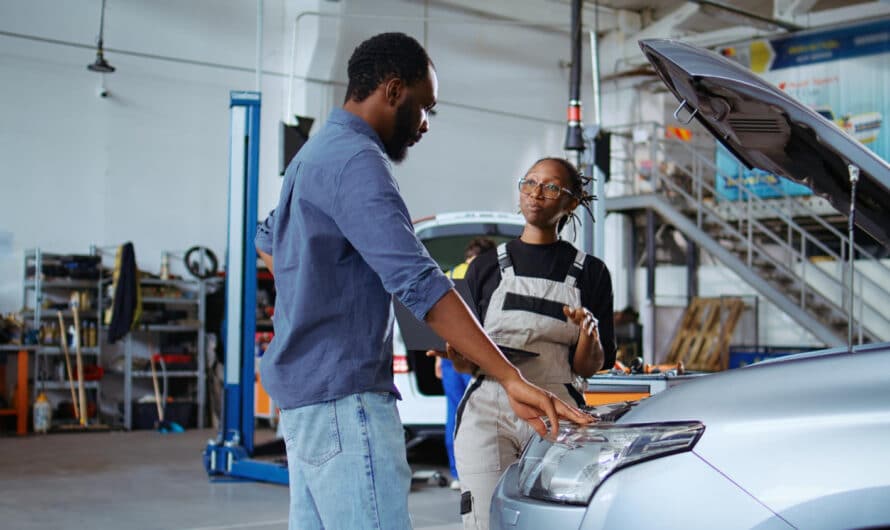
[607,122,888,341]
[719,153,890,277]
[656,168,884,340]
[659,136,890,317]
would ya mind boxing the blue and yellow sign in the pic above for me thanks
[716,19,889,201]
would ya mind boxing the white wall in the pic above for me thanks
[2,0,644,313]
[0,0,305,311]
[5,0,833,358]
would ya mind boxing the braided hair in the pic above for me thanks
[345,33,434,103]
[530,157,596,234]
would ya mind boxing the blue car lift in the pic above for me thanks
[203,91,288,485]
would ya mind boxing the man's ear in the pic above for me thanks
[384,77,403,106]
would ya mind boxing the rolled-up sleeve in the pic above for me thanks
[331,149,453,320]
[255,209,275,255]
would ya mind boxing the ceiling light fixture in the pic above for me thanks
[87,0,115,73]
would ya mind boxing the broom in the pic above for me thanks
[149,354,184,433]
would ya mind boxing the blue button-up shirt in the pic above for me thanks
[256,108,453,409]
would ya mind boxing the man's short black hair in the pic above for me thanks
[345,32,434,103]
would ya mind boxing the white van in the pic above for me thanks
[394,211,525,446]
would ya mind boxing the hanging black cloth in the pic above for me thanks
[107,242,141,343]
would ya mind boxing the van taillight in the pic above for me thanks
[393,354,409,374]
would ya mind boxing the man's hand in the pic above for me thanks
[426,343,477,374]
[423,290,593,437]
[501,374,593,438]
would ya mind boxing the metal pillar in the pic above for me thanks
[204,91,287,485]
[686,239,698,303]
[646,209,657,362]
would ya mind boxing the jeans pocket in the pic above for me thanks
[283,401,342,466]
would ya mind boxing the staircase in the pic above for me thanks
[605,123,890,347]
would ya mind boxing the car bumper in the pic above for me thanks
[491,451,793,530]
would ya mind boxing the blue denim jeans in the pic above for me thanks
[279,391,412,530]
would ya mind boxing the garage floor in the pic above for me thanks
[0,429,462,529]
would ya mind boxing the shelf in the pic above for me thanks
[117,266,207,431]
[21,309,98,320]
[39,381,100,390]
[141,296,199,305]
[24,279,99,289]
[133,324,201,332]
[140,278,202,288]
[131,370,199,378]
[0,345,40,352]
[35,346,100,355]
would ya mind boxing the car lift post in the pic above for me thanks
[203,91,288,485]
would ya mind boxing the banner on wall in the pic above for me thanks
[715,18,890,201]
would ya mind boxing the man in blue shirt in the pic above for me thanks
[256,32,589,530]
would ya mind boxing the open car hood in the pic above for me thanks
[639,38,890,248]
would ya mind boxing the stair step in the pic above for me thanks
[772,275,794,285]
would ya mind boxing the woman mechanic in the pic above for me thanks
[431,157,617,530]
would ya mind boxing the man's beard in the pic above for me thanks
[384,99,419,163]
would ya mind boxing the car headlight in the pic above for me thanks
[517,421,704,504]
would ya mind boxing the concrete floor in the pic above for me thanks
[0,429,462,530]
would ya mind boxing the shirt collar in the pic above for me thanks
[327,108,386,153]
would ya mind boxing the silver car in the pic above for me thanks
[491,39,890,530]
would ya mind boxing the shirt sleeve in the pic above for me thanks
[255,209,275,256]
[330,149,453,320]
[581,257,617,368]
[464,248,499,325]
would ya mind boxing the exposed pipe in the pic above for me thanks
[563,0,584,152]
[847,164,859,351]
[588,0,605,259]
[256,0,263,93]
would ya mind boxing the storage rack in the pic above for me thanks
[22,248,104,425]
[120,277,207,430]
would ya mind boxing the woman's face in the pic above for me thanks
[518,160,579,229]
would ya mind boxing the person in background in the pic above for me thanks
[435,237,496,490]
[255,33,592,530]
[431,157,617,530]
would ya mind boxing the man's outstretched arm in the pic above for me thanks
[425,290,591,437]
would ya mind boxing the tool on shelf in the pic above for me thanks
[56,311,80,421]
[70,297,87,426]
[149,354,184,434]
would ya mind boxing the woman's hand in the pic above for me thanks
[426,342,478,374]
[564,305,604,377]
[563,306,599,339]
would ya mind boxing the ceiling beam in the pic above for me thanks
[690,0,804,31]
[774,0,819,22]
[631,2,700,42]
[426,0,622,33]
[790,1,890,27]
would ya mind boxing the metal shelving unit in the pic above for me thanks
[120,277,207,430]
[22,248,104,426]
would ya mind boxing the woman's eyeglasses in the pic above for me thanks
[518,178,574,200]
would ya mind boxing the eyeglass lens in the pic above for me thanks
[519,179,562,199]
